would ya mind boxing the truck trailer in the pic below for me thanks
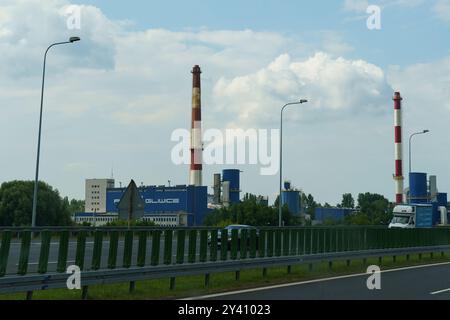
[389,204,448,229]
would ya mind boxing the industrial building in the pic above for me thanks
[314,207,354,223]
[281,181,302,216]
[74,65,218,226]
[405,172,449,225]
[208,169,242,208]
[84,178,115,213]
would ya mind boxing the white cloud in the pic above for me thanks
[432,0,450,23]
[213,52,392,127]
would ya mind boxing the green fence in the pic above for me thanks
[0,226,449,278]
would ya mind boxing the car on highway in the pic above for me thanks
[208,224,259,249]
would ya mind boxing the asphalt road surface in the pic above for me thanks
[188,262,450,300]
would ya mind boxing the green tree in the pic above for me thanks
[356,192,392,225]
[65,198,85,216]
[0,180,72,226]
[203,194,300,227]
[302,193,318,218]
[341,193,355,208]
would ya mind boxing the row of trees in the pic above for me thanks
[301,192,393,225]
[0,180,394,227]
[205,191,393,227]
[0,181,82,226]
[204,194,301,227]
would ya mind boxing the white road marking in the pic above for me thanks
[430,288,450,295]
[183,261,450,300]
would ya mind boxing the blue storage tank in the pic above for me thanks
[222,169,240,204]
[409,172,428,203]
[281,190,300,215]
[437,193,448,207]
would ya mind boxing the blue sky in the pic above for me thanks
[74,0,450,67]
[1,0,450,205]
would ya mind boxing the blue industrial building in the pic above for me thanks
[106,185,208,226]
[281,181,301,215]
[408,172,449,225]
[315,208,354,222]
[222,169,241,204]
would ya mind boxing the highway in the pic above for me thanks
[188,262,450,300]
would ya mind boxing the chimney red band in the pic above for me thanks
[395,126,402,143]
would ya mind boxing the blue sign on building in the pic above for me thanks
[106,185,207,226]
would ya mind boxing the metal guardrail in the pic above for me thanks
[1,245,450,296]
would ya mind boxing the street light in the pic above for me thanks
[279,99,308,227]
[31,37,81,228]
[408,129,430,176]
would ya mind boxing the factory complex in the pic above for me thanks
[74,68,449,227]
[74,65,305,226]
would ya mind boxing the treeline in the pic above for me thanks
[302,192,393,225]
[0,180,83,226]
[205,191,393,227]
[204,194,301,227]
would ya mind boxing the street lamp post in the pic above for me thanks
[408,129,430,203]
[31,37,81,228]
[279,99,308,227]
[408,130,430,175]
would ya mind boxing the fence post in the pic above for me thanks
[210,230,218,262]
[290,229,298,256]
[249,229,257,259]
[164,230,173,265]
[283,230,290,256]
[56,231,69,273]
[0,231,12,277]
[188,229,197,263]
[91,230,103,270]
[137,230,148,267]
[123,230,133,268]
[240,229,248,259]
[258,230,266,258]
[38,230,51,274]
[17,230,31,275]
[230,229,238,260]
[199,230,208,263]
[298,229,305,255]
[267,229,274,257]
[107,231,119,269]
[75,231,87,271]
[176,230,186,264]
[220,229,228,261]
[151,230,161,266]
[275,229,282,257]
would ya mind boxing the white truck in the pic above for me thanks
[389,204,448,229]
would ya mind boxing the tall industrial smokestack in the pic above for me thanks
[190,65,203,186]
[393,92,404,204]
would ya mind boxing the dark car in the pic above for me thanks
[209,225,259,249]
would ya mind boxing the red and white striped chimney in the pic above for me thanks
[393,92,404,204]
[190,65,203,186]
